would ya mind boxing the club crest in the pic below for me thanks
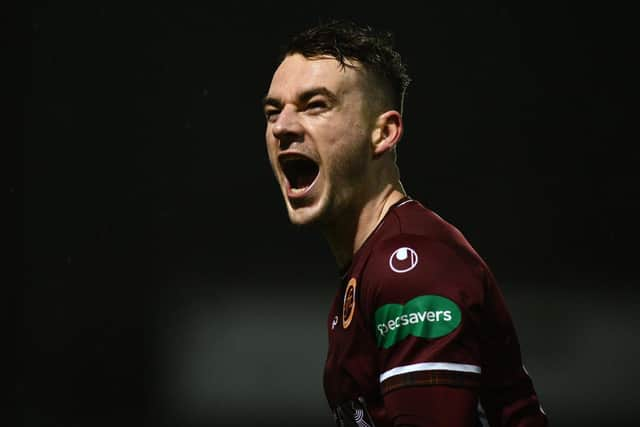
[342,278,357,328]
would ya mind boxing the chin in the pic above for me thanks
[285,199,328,227]
[287,206,320,226]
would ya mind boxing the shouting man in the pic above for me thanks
[262,19,548,427]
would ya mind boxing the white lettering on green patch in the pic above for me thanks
[374,295,462,349]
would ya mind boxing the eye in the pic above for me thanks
[306,99,328,112]
[264,108,280,122]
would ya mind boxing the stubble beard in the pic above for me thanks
[295,152,369,231]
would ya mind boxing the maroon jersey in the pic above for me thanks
[324,198,548,426]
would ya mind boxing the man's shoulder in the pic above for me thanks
[363,231,487,286]
[355,205,490,313]
[376,200,487,274]
[356,222,487,303]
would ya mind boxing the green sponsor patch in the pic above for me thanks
[374,295,461,349]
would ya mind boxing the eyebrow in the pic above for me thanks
[262,87,338,109]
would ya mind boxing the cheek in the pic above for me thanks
[265,140,279,172]
[325,130,369,179]
[312,111,371,176]
[265,126,273,148]
[265,130,276,154]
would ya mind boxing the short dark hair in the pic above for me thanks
[280,19,411,114]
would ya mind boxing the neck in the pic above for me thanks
[323,184,406,272]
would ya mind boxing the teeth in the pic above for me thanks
[290,186,308,193]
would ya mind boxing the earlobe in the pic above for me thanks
[372,111,403,157]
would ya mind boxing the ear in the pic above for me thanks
[371,110,403,157]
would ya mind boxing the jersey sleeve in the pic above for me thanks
[360,234,485,394]
[360,234,548,426]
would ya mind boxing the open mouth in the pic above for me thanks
[280,154,319,191]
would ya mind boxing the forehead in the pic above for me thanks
[268,53,363,99]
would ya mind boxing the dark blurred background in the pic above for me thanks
[21,2,638,426]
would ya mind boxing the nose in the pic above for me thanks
[271,105,304,150]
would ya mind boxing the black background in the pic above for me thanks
[21,2,638,426]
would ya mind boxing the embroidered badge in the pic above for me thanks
[342,278,357,329]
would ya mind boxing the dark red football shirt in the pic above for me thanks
[324,198,548,427]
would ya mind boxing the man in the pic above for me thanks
[262,19,548,427]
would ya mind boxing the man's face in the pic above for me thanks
[264,54,375,227]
